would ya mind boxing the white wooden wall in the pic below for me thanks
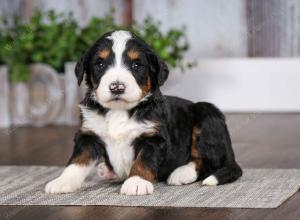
[2,0,300,58]
[134,0,248,58]
[0,0,248,58]
[0,0,125,26]
[38,0,125,26]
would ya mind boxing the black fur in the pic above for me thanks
[69,30,242,185]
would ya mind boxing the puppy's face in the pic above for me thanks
[75,30,169,110]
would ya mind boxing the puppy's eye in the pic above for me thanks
[97,61,105,69]
[131,62,141,71]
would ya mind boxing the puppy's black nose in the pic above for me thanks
[109,81,126,95]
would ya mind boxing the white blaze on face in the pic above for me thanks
[109,30,131,67]
[96,30,143,110]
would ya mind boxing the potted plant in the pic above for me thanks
[0,11,80,126]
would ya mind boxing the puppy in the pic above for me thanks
[45,30,242,195]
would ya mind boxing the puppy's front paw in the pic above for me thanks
[120,176,153,196]
[45,176,81,194]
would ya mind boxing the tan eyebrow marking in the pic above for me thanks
[98,49,110,59]
[127,49,140,60]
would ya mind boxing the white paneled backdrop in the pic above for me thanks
[0,0,300,127]
[1,0,300,57]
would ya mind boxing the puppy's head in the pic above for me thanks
[75,30,169,110]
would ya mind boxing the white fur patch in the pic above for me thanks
[167,162,198,185]
[80,106,156,180]
[202,175,218,186]
[107,30,131,66]
[120,176,154,195]
[45,163,94,194]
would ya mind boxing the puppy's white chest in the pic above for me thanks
[102,111,138,179]
[80,106,156,179]
[105,111,138,141]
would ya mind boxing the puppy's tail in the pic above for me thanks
[202,162,242,186]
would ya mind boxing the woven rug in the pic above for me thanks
[0,166,300,208]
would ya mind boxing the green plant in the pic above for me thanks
[0,10,194,82]
[76,10,118,55]
[0,10,80,82]
[29,10,79,72]
[0,16,32,81]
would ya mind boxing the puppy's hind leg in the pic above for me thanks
[202,163,242,186]
[167,127,202,185]
[192,102,243,186]
[167,162,198,185]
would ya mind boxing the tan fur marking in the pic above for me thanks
[141,76,151,97]
[129,150,156,182]
[191,127,202,171]
[98,49,110,59]
[127,50,140,60]
[91,77,98,89]
[71,151,91,165]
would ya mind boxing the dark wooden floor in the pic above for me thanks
[0,113,300,220]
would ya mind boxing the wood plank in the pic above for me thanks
[122,0,133,26]
[39,0,125,26]
[0,0,22,18]
[0,0,126,26]
[247,0,300,56]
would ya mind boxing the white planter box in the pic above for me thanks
[0,63,82,128]
[64,62,86,125]
[27,64,63,126]
[53,74,67,125]
[0,66,10,128]
[11,82,30,126]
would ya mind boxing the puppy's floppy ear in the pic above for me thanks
[157,60,169,86]
[75,54,87,86]
[148,52,169,87]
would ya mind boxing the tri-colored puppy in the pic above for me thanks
[45,30,242,195]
